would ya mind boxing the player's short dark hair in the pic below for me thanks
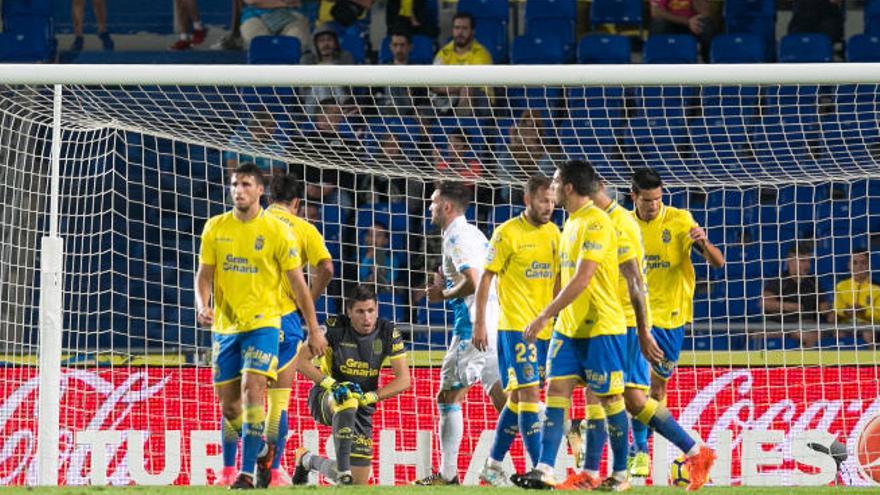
[631,168,663,193]
[527,175,552,195]
[270,174,303,203]
[346,284,377,309]
[435,181,472,211]
[453,12,475,29]
[232,162,265,186]
[852,247,870,259]
[556,159,598,196]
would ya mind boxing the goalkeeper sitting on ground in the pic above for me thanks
[291,284,411,485]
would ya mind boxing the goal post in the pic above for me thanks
[0,63,878,487]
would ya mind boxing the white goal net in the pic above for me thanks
[0,64,878,487]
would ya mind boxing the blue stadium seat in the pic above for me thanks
[590,0,642,27]
[710,34,765,63]
[416,301,453,326]
[577,34,630,64]
[846,34,880,62]
[525,0,577,61]
[247,35,300,64]
[724,0,776,61]
[475,19,510,63]
[0,32,52,62]
[3,0,52,17]
[338,26,366,64]
[867,0,880,35]
[377,292,405,322]
[778,33,833,63]
[511,34,564,64]
[457,0,509,20]
[378,34,434,64]
[643,35,697,64]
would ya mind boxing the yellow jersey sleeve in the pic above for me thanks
[833,279,852,315]
[485,224,512,274]
[302,222,332,267]
[199,217,217,266]
[616,215,640,266]
[676,209,698,252]
[472,42,493,64]
[275,225,301,273]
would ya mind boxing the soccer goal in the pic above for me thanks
[0,63,878,487]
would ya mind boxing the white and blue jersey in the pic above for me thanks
[438,215,501,393]
[441,215,499,340]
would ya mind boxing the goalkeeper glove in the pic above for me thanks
[359,391,379,407]
[341,381,363,397]
[319,376,337,391]
[320,376,350,403]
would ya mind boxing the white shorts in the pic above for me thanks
[439,334,501,394]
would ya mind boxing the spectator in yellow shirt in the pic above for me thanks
[431,12,492,116]
[834,249,880,345]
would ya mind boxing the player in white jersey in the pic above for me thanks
[414,181,505,485]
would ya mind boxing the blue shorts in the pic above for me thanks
[625,327,650,390]
[277,312,305,373]
[651,325,685,381]
[497,331,548,391]
[212,326,280,384]
[547,331,626,396]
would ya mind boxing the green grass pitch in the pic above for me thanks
[0,486,874,494]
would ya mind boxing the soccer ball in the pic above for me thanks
[669,455,690,488]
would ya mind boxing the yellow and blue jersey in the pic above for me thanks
[605,201,649,329]
[266,204,332,315]
[485,213,560,339]
[199,209,301,334]
[634,204,697,329]
[554,201,626,339]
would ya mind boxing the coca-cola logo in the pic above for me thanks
[857,414,880,484]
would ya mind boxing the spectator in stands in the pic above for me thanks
[495,109,555,180]
[386,0,439,39]
[319,0,372,27]
[762,242,834,348]
[70,0,113,51]
[240,0,311,50]
[212,0,244,50]
[358,223,402,291]
[372,31,430,116]
[435,129,483,183]
[788,0,845,44]
[431,13,492,117]
[171,0,208,50]
[649,0,716,62]
[224,111,287,175]
[833,249,879,345]
[304,202,322,223]
[301,24,357,114]
[305,166,355,212]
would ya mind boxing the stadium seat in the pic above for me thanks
[846,34,880,62]
[577,34,631,64]
[474,19,509,63]
[724,0,776,61]
[778,34,833,63]
[3,0,52,17]
[247,35,301,64]
[458,0,509,20]
[867,0,880,35]
[338,26,366,64]
[378,34,434,64]
[0,32,52,62]
[643,35,697,64]
[710,34,765,63]
[510,34,564,64]
[525,0,577,61]
[590,0,642,27]
[723,0,775,19]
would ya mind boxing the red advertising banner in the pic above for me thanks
[0,366,878,486]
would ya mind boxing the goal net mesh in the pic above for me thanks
[0,79,878,486]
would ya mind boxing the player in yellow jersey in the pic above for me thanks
[629,167,724,485]
[513,160,629,490]
[472,175,560,486]
[834,249,880,344]
[196,163,326,489]
[560,181,717,492]
[255,174,334,488]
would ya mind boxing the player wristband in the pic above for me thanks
[319,376,336,390]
